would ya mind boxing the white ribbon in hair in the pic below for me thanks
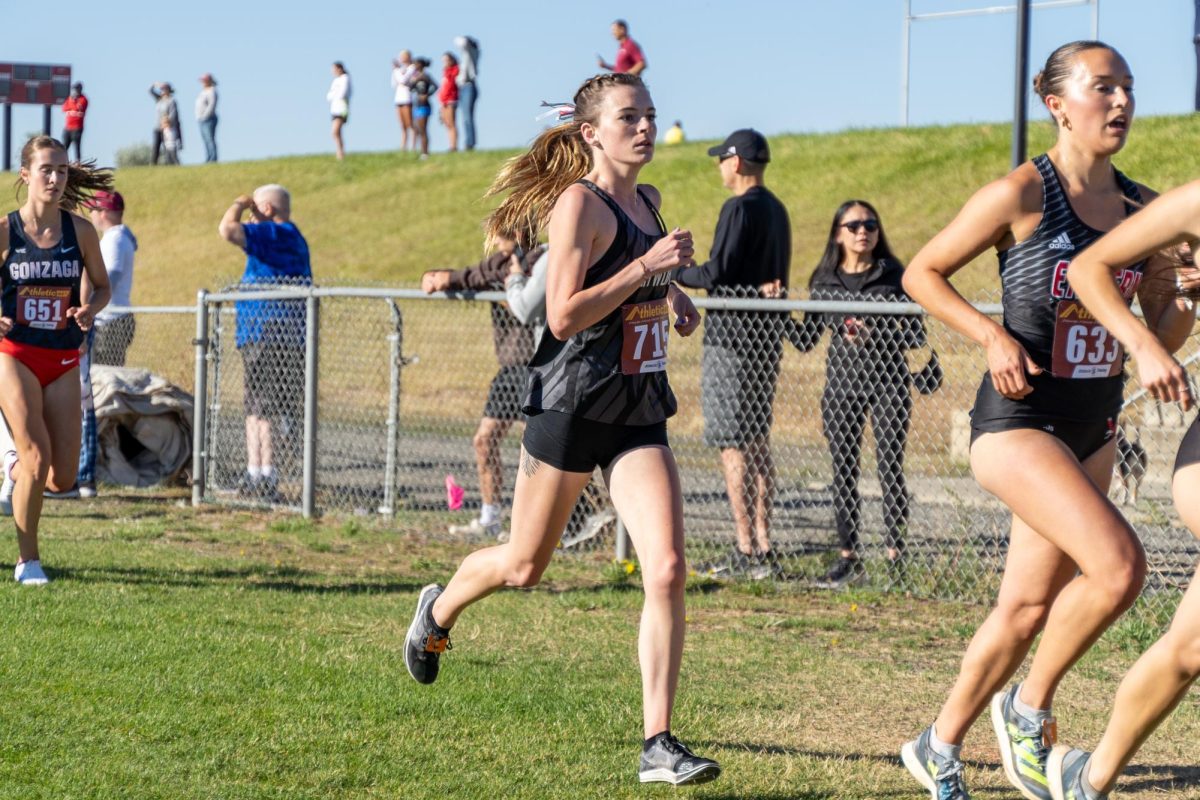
[536,101,575,123]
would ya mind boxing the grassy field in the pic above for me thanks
[7,115,1200,305]
[2,490,1198,799]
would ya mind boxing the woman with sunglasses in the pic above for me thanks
[899,41,1170,800]
[792,201,924,588]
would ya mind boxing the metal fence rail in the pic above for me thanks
[181,286,1197,617]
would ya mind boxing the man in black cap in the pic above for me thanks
[675,128,792,574]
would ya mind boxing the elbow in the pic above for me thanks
[547,311,576,340]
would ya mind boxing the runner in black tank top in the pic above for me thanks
[900,42,1153,800]
[971,153,1147,460]
[0,136,111,586]
[402,74,721,787]
[1043,178,1200,799]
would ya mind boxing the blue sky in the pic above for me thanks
[3,0,1194,166]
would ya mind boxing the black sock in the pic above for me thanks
[644,730,670,751]
[425,602,450,635]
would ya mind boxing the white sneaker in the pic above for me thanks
[0,450,16,517]
[79,482,97,499]
[14,559,49,585]
[447,517,503,539]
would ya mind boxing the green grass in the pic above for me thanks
[1,490,1198,799]
[9,116,1200,305]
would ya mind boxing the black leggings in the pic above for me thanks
[821,387,912,553]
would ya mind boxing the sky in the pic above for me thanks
[2,0,1194,167]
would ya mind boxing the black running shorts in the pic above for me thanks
[522,410,668,473]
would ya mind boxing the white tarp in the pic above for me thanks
[93,366,193,487]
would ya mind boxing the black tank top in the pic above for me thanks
[3,209,85,350]
[976,154,1145,422]
[524,180,677,425]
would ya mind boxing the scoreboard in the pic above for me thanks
[0,63,72,106]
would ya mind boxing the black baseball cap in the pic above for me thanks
[707,129,770,163]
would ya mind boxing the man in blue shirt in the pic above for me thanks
[219,184,312,503]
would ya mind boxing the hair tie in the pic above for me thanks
[536,101,575,123]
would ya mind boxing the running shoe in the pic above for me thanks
[1048,746,1106,800]
[404,583,451,685]
[900,726,972,800]
[812,556,864,589]
[79,482,97,499]
[638,733,721,786]
[447,517,502,540]
[14,559,49,585]
[44,484,80,500]
[991,684,1055,800]
[0,450,16,516]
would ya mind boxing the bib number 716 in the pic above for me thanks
[621,298,670,375]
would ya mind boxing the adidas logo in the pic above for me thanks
[1048,232,1074,251]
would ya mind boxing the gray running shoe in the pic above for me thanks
[404,584,451,685]
[1048,746,1106,800]
[638,734,721,786]
[900,726,972,800]
[991,684,1055,800]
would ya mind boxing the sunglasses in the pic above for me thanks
[841,219,880,233]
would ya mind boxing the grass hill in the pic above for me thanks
[8,115,1200,305]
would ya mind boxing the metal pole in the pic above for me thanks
[3,103,11,172]
[615,518,631,562]
[41,105,50,137]
[382,301,403,515]
[301,294,320,517]
[1012,0,1032,169]
[901,0,912,126]
[1092,0,1099,38]
[1195,0,1200,111]
[191,290,210,507]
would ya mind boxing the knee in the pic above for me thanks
[642,550,687,597]
[996,598,1054,641]
[1163,629,1200,679]
[17,445,50,484]
[1094,550,1147,612]
[505,557,545,589]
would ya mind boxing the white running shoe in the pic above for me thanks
[14,559,49,585]
[0,450,16,517]
[79,482,97,499]
[447,517,503,539]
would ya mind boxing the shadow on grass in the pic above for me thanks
[41,564,424,595]
[1121,763,1200,791]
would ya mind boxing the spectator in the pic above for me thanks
[327,62,351,160]
[196,73,218,163]
[439,53,460,152]
[410,59,437,160]
[86,191,137,367]
[392,50,418,151]
[674,129,791,569]
[149,83,181,165]
[664,120,685,146]
[218,185,312,503]
[792,200,925,588]
[421,233,545,539]
[597,20,646,75]
[454,36,480,151]
[61,82,87,161]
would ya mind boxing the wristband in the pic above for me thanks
[638,258,652,276]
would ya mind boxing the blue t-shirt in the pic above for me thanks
[234,221,312,348]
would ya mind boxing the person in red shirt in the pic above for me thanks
[597,20,646,76]
[61,83,88,161]
[439,52,460,153]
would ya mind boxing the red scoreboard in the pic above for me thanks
[0,63,72,106]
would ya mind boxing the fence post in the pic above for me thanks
[302,293,320,517]
[382,301,403,515]
[191,290,210,507]
[615,518,630,562]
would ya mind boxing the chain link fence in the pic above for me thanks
[189,285,1199,617]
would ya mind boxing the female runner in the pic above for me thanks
[899,41,1164,800]
[1044,181,1200,800]
[2,136,111,584]
[403,72,721,786]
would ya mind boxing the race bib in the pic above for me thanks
[1050,300,1123,378]
[620,298,670,375]
[17,286,70,331]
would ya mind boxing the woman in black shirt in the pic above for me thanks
[793,200,924,587]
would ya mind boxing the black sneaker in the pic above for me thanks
[404,584,451,685]
[638,733,721,786]
[813,556,863,589]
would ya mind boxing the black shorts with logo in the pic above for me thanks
[522,410,668,473]
[969,375,1116,462]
